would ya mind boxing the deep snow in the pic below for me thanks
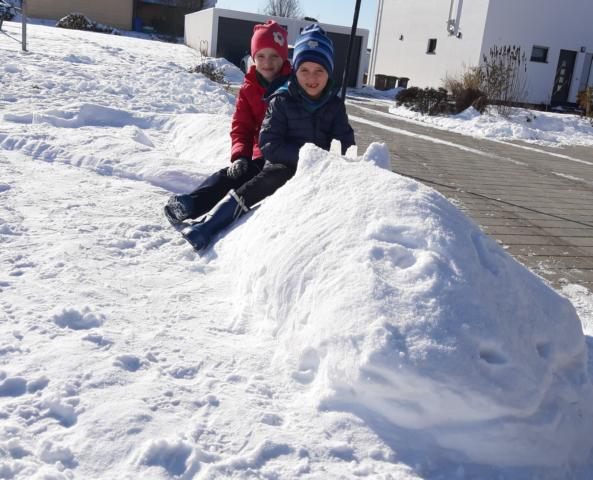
[2,21,593,480]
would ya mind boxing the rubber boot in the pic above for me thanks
[181,190,249,251]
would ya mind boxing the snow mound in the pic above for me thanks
[221,143,593,468]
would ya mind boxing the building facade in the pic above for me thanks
[368,0,593,105]
[185,8,369,88]
[27,0,134,30]
[27,0,215,35]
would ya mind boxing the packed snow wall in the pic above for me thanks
[220,143,593,468]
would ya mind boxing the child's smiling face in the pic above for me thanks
[295,62,329,100]
[253,48,284,82]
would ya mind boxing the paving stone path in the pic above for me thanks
[347,97,593,290]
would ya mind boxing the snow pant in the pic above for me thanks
[184,158,265,219]
[236,161,296,209]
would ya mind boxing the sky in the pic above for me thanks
[215,0,378,47]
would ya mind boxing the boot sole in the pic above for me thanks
[164,205,184,225]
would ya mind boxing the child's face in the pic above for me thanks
[295,62,329,100]
[253,48,284,82]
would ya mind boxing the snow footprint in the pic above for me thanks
[366,222,422,270]
[0,372,48,397]
[114,355,145,372]
[0,376,27,397]
[138,438,203,477]
[292,347,320,384]
[39,439,78,468]
[52,306,105,330]
[82,333,113,349]
[260,413,284,426]
[42,395,80,428]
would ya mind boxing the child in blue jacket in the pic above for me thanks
[182,24,355,252]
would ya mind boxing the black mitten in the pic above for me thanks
[228,157,250,180]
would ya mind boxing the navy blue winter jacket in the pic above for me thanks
[259,80,355,168]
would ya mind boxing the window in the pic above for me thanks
[427,38,437,54]
[530,46,549,63]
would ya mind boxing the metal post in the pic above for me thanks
[341,0,362,100]
[21,0,26,51]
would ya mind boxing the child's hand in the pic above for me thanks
[228,157,250,180]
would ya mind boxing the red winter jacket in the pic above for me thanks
[230,61,292,162]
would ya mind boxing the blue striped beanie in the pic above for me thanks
[293,24,334,75]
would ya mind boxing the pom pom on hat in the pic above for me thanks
[251,20,289,61]
[293,24,334,74]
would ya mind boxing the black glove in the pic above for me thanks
[228,157,250,180]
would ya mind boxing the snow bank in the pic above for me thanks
[221,143,593,467]
[388,104,593,147]
[0,22,235,193]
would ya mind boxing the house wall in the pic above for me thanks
[27,0,134,30]
[368,0,490,89]
[184,7,215,55]
[185,8,369,88]
[481,0,593,104]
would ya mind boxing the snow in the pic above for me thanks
[387,103,593,147]
[347,87,593,148]
[1,20,593,480]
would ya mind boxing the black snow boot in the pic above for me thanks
[164,194,194,225]
[181,190,249,252]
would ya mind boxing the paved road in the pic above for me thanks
[346,97,593,290]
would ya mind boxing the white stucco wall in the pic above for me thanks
[185,8,215,55]
[368,0,490,89]
[481,0,593,104]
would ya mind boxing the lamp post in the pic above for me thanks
[341,0,362,100]
[21,0,27,51]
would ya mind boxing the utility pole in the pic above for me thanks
[341,0,362,100]
[21,0,27,51]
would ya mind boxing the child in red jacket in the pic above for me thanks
[164,20,292,225]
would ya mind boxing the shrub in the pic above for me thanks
[56,13,119,35]
[188,62,229,88]
[456,87,487,113]
[577,87,593,118]
[478,45,527,116]
[443,67,487,113]
[396,87,449,115]
[471,95,489,113]
[442,47,527,117]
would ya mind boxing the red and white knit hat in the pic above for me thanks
[250,20,288,61]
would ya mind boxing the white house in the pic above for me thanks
[368,0,593,106]
[185,8,369,88]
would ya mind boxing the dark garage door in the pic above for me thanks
[325,31,361,88]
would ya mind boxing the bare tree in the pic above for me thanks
[261,0,303,18]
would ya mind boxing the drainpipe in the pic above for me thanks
[454,0,463,36]
[368,0,384,86]
[447,0,454,34]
